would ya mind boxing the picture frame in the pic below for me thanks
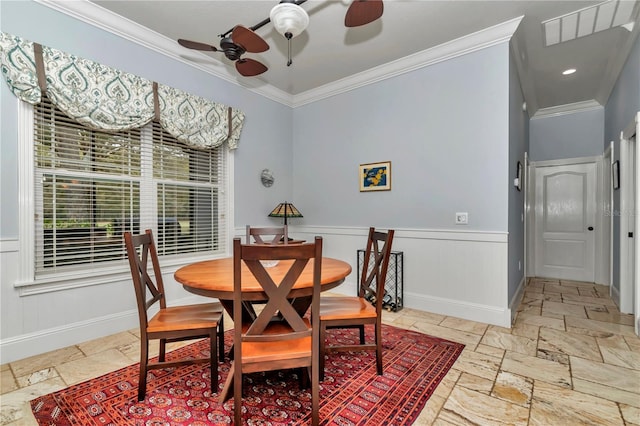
[515,161,523,191]
[613,160,620,190]
[359,161,391,192]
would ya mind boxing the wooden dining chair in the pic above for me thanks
[246,224,288,244]
[124,229,225,401]
[319,227,394,380]
[231,236,322,426]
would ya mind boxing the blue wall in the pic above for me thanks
[529,108,605,162]
[508,42,529,305]
[291,43,510,231]
[605,33,640,145]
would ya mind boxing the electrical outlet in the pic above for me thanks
[455,212,468,225]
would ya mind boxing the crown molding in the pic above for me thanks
[292,16,523,107]
[34,0,294,106]
[36,0,520,109]
[531,100,603,119]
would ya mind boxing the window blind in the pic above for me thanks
[151,121,227,256]
[33,96,227,276]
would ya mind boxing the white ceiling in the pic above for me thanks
[76,1,640,116]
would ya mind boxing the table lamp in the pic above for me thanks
[268,201,303,226]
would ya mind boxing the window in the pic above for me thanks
[31,96,228,278]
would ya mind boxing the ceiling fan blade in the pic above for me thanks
[231,25,269,53]
[236,58,268,77]
[345,0,384,27]
[177,39,218,52]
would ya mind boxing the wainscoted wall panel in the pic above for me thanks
[1,226,509,363]
[289,226,510,327]
[0,238,211,363]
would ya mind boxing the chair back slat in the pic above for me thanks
[359,227,395,312]
[244,258,310,335]
[246,225,288,245]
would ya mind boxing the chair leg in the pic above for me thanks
[375,323,383,375]
[159,338,166,362]
[319,323,325,381]
[359,324,365,344]
[138,338,149,401]
[311,365,319,426]
[210,331,218,392]
[218,316,225,361]
[233,363,242,426]
[300,367,309,389]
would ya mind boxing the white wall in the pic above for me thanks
[294,227,509,327]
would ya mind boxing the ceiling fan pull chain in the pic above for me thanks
[286,31,293,66]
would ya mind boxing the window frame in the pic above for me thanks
[15,99,235,296]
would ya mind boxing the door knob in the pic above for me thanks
[588,226,594,231]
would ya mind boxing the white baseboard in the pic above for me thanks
[509,276,527,325]
[405,291,511,328]
[0,310,137,363]
[611,284,621,310]
[0,295,202,364]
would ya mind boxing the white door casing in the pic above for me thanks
[619,133,635,314]
[534,161,597,282]
[620,111,639,335]
[603,143,613,290]
[633,112,640,336]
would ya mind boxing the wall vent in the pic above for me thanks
[543,0,638,46]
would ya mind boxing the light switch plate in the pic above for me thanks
[455,212,468,224]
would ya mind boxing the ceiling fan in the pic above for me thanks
[177,0,384,77]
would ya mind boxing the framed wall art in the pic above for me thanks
[360,161,391,192]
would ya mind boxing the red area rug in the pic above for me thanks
[31,324,463,425]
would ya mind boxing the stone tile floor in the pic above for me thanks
[1,277,639,425]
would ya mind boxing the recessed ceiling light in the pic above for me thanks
[562,68,577,75]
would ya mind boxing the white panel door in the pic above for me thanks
[534,162,597,281]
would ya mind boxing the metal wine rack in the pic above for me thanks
[356,249,404,312]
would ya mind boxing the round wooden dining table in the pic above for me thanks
[175,256,352,310]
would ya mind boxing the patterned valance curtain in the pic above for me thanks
[157,84,244,149]
[0,32,243,149]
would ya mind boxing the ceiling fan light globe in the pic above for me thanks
[270,3,309,38]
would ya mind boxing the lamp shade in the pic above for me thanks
[269,2,309,39]
[268,201,303,225]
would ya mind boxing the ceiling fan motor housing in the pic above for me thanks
[220,37,245,60]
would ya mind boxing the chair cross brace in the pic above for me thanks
[361,239,386,301]
[243,258,310,338]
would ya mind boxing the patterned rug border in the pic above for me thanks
[31,324,464,425]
